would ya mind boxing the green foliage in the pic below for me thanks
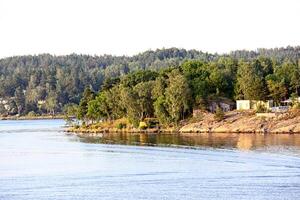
[27,111,36,117]
[181,60,210,99]
[133,81,155,119]
[214,106,225,121]
[0,48,216,116]
[165,69,192,124]
[87,99,101,122]
[120,70,158,87]
[14,87,25,115]
[266,74,287,104]
[45,90,58,115]
[116,122,127,129]
[154,96,170,125]
[77,87,95,120]
[256,103,268,113]
[236,60,267,100]
[139,121,148,130]
[63,103,78,124]
[290,93,300,109]
[2,46,300,122]
[63,103,79,117]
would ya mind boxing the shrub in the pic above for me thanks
[81,121,87,128]
[27,111,36,117]
[139,121,148,129]
[116,122,127,129]
[144,118,159,128]
[256,103,267,113]
[214,106,224,121]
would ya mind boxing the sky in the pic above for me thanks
[0,0,299,58]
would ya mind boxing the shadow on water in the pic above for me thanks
[77,132,300,153]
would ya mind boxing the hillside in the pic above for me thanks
[0,46,300,117]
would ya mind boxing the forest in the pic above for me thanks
[0,46,300,121]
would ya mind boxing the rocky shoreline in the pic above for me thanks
[179,110,300,134]
[66,110,300,135]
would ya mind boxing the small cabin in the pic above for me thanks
[236,100,273,111]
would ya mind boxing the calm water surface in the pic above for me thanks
[1,120,300,200]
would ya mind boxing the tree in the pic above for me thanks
[165,69,191,124]
[87,99,101,122]
[63,103,79,124]
[106,86,125,120]
[87,91,111,121]
[0,104,6,115]
[274,61,299,94]
[266,74,287,104]
[152,76,166,100]
[14,87,25,115]
[181,60,210,100]
[120,86,140,127]
[133,81,155,119]
[77,87,95,120]
[45,91,58,115]
[1,47,300,116]
[289,65,300,95]
[153,96,170,125]
[236,60,267,100]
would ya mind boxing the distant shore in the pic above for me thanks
[0,115,65,120]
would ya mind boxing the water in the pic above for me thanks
[0,120,300,200]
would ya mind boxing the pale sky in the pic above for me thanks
[0,0,299,58]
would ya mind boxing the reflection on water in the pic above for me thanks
[1,120,300,200]
[79,132,300,152]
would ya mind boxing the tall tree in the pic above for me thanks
[165,69,191,124]
[77,87,95,120]
[45,90,58,115]
[266,74,287,104]
[236,60,267,100]
[14,87,25,115]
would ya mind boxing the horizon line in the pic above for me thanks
[1,45,299,60]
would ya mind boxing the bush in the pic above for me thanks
[214,106,224,121]
[144,118,159,128]
[116,122,127,129]
[139,121,148,129]
[81,121,87,128]
[256,103,268,113]
[27,111,36,117]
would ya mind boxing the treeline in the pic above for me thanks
[0,48,216,115]
[73,56,300,126]
[0,46,300,116]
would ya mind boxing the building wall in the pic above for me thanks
[236,100,273,110]
[236,100,251,110]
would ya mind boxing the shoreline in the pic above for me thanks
[0,115,65,120]
[65,127,300,136]
[66,110,300,135]
[65,127,179,136]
